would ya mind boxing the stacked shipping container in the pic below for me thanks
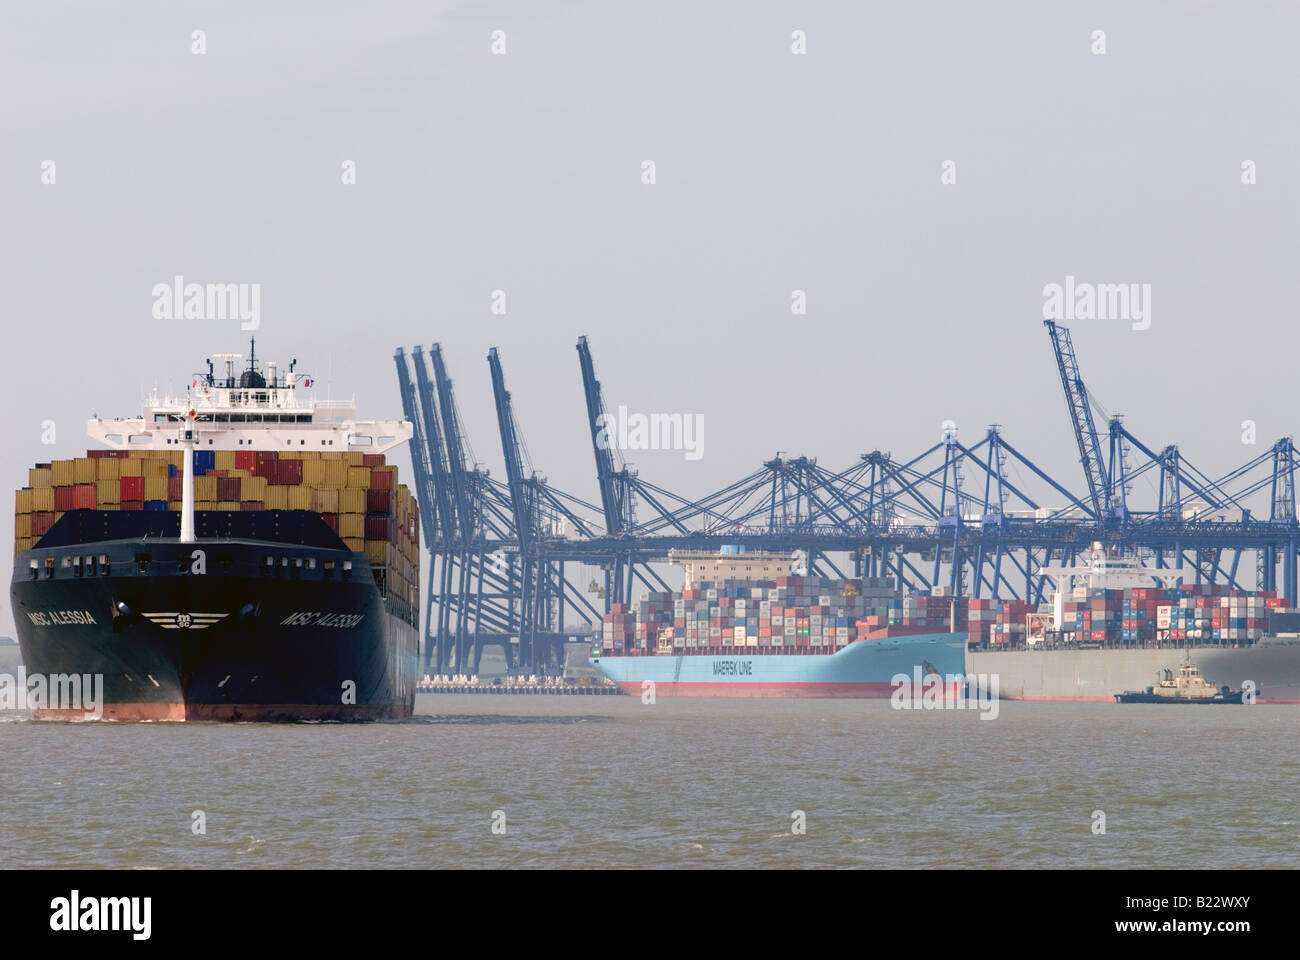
[600,575,899,654]
[15,449,419,610]
[596,576,1297,655]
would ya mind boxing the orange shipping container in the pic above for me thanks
[74,484,96,509]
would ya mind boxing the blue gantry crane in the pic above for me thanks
[395,323,1300,671]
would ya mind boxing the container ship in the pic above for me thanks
[589,556,966,697]
[964,547,1300,703]
[589,547,1300,702]
[10,345,421,721]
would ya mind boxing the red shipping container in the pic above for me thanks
[370,469,394,491]
[74,484,96,509]
[321,513,339,533]
[217,477,241,501]
[120,476,144,501]
[168,475,183,501]
[119,501,142,511]
[274,460,303,485]
[241,501,264,511]
[54,486,76,511]
[366,489,392,514]
[365,516,390,540]
[235,450,258,471]
[31,511,55,536]
[362,454,386,468]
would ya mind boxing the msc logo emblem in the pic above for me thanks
[143,612,228,630]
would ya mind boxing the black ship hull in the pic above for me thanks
[10,512,418,721]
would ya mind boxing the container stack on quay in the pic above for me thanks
[15,449,420,611]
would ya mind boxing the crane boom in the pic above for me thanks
[1044,320,1109,519]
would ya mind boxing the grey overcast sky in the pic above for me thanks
[1,1,1297,634]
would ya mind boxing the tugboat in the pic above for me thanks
[1113,659,1252,704]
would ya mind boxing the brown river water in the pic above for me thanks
[1,696,1297,869]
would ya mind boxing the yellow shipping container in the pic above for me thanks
[95,457,121,481]
[98,503,120,512]
[230,468,252,479]
[321,452,343,461]
[364,540,388,565]
[30,467,53,489]
[339,488,366,514]
[345,451,365,466]
[96,479,120,504]
[245,476,269,500]
[347,467,370,489]
[215,450,236,471]
[196,500,217,511]
[168,501,183,510]
[32,487,55,512]
[144,477,168,501]
[343,536,364,552]
[313,488,339,513]
[195,476,217,501]
[264,486,289,510]
[218,500,241,511]
[55,511,65,523]
[279,451,302,460]
[15,489,33,513]
[300,451,321,460]
[74,458,96,483]
[287,486,312,510]
[302,459,326,486]
[322,461,348,489]
[119,459,144,478]
[16,536,35,553]
[15,513,32,538]
[143,460,168,479]
[51,460,76,486]
[339,514,364,539]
